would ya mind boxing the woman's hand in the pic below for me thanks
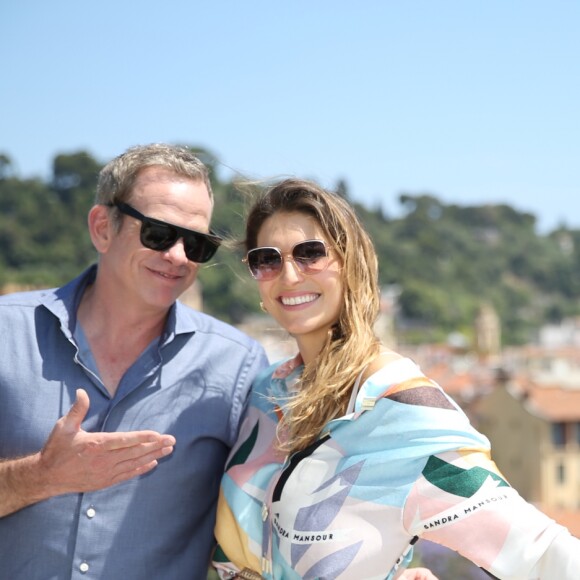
[399,567,439,580]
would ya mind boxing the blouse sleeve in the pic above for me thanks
[355,358,580,579]
[402,446,580,579]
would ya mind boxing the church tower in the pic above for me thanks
[474,302,501,358]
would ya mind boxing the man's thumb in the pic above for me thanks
[64,388,90,430]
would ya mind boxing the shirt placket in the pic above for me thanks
[260,466,285,578]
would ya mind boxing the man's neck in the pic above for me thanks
[76,283,169,396]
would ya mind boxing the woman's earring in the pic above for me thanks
[260,301,268,313]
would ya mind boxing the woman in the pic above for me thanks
[213,178,580,579]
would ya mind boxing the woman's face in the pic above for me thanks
[254,211,343,357]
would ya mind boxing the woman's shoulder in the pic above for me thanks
[357,350,460,412]
[361,350,422,386]
[363,350,408,380]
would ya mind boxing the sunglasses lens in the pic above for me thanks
[116,202,221,263]
[246,240,330,281]
[183,233,220,264]
[142,222,219,263]
[247,248,282,280]
[141,221,178,251]
[293,240,328,273]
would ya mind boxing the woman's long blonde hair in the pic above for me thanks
[244,178,382,455]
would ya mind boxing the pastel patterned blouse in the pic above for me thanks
[214,354,580,579]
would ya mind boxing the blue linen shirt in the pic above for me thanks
[0,265,268,580]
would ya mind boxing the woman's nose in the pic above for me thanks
[278,256,304,283]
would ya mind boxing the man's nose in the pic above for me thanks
[163,238,189,265]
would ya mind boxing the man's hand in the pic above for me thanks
[0,389,175,517]
[39,389,176,494]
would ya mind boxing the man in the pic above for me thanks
[0,144,268,579]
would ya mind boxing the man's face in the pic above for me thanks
[102,166,213,313]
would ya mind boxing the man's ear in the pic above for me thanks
[87,204,114,253]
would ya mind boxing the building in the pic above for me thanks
[474,302,501,359]
[478,370,580,513]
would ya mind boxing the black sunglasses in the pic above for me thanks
[110,202,222,263]
[243,239,331,281]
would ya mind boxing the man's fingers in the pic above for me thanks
[96,431,176,452]
[107,447,173,481]
[104,442,175,483]
[69,434,175,490]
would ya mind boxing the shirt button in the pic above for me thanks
[261,503,269,521]
[80,562,89,573]
[86,507,96,519]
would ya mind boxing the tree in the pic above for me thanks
[51,151,101,204]
[335,178,350,200]
[0,153,14,180]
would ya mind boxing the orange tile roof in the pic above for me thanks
[509,379,580,421]
[541,507,580,538]
[411,358,495,398]
[425,366,478,396]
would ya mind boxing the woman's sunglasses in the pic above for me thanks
[110,202,222,263]
[243,239,331,281]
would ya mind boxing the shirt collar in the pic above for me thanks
[40,264,194,343]
[272,352,304,379]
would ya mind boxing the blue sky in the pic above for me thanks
[2,1,578,233]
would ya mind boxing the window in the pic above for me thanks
[552,422,566,447]
[557,462,566,484]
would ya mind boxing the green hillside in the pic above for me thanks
[1,147,578,345]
